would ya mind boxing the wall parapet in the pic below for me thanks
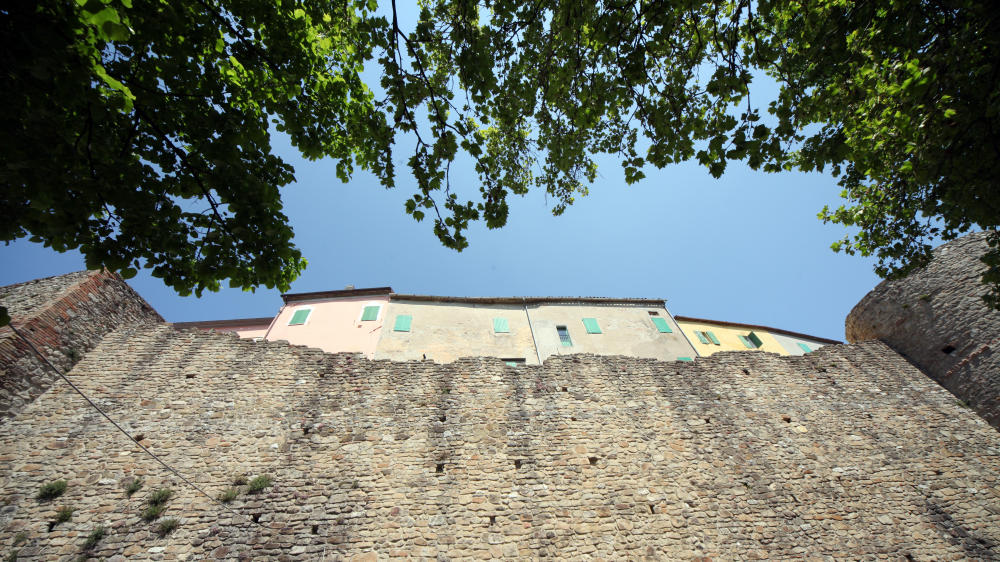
[0,325,998,561]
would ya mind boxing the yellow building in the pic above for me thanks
[674,316,841,357]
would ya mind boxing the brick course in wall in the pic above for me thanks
[845,232,1000,428]
[0,325,998,561]
[0,271,164,420]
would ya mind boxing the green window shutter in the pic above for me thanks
[394,315,412,332]
[678,357,693,362]
[361,306,380,321]
[582,318,601,334]
[695,331,709,344]
[748,332,764,349]
[651,317,672,333]
[288,309,311,325]
[493,317,509,333]
[706,331,721,345]
[737,335,754,348]
[797,342,812,353]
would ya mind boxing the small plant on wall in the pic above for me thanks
[55,506,74,523]
[218,487,240,504]
[125,478,144,498]
[247,475,273,494]
[82,525,106,550]
[37,481,67,500]
[141,488,172,521]
[156,518,179,535]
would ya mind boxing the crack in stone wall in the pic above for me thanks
[0,325,997,561]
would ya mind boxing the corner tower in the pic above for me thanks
[846,231,1000,427]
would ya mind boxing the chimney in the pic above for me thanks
[345,285,355,290]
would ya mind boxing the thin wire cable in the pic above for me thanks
[8,323,266,530]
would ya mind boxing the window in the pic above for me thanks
[706,331,720,345]
[797,342,812,353]
[648,311,660,316]
[557,326,573,346]
[678,357,693,362]
[694,331,709,344]
[493,317,510,333]
[748,332,764,348]
[582,318,602,334]
[737,335,757,349]
[651,318,673,333]
[360,305,380,321]
[502,358,525,367]
[394,315,412,332]
[288,308,312,326]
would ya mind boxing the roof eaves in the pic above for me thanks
[171,317,274,330]
[281,287,394,303]
[389,293,666,306]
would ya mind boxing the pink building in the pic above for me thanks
[265,287,392,359]
[171,287,393,359]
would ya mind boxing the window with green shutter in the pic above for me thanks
[360,305,380,321]
[651,317,673,333]
[706,331,721,345]
[748,332,764,349]
[582,318,601,334]
[797,342,812,353]
[288,309,311,325]
[493,317,510,333]
[694,331,709,344]
[678,357,693,362]
[557,326,572,346]
[737,335,756,348]
[394,315,412,332]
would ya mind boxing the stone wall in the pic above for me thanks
[0,271,164,420]
[845,232,1000,428]
[1,324,999,561]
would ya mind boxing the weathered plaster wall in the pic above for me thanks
[0,271,163,421]
[768,332,828,356]
[846,231,1000,428]
[527,303,691,362]
[267,296,390,359]
[376,301,540,364]
[1,325,999,561]
[676,321,786,356]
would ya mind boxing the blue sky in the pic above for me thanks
[1,139,880,341]
[0,5,888,342]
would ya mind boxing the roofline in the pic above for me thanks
[171,318,274,330]
[389,293,666,306]
[673,316,842,345]
[281,287,393,303]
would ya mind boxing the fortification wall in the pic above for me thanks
[0,325,998,561]
[845,232,1000,428]
[0,271,163,420]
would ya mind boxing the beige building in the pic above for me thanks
[375,294,695,364]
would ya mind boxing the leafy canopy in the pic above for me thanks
[384,0,1000,302]
[2,0,390,302]
[2,0,1000,328]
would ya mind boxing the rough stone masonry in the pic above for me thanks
[0,271,163,421]
[1,324,999,562]
[846,231,1000,429]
